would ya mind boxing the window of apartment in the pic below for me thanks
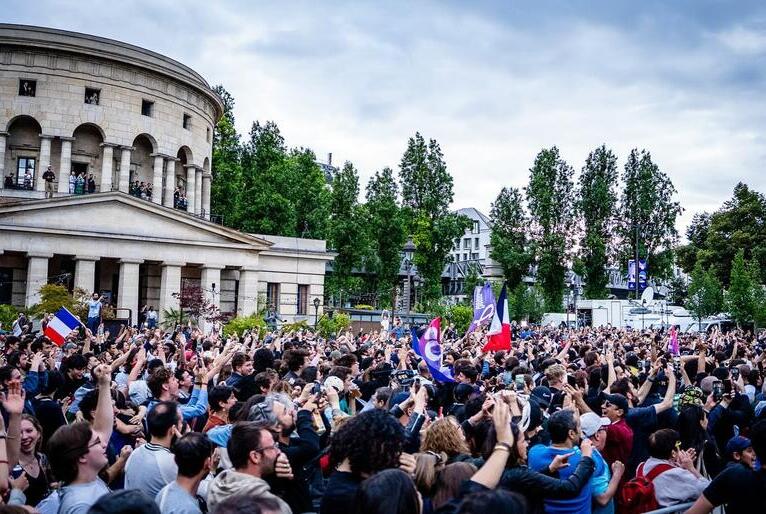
[463,253,468,261]
[84,87,100,105]
[297,284,309,315]
[472,253,479,260]
[472,220,480,234]
[141,99,154,117]
[15,157,36,189]
[463,238,470,249]
[18,79,36,97]
[206,127,211,142]
[183,114,192,130]
[474,237,479,249]
[266,282,280,311]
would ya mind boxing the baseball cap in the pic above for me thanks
[725,435,753,456]
[603,393,629,415]
[324,375,344,393]
[531,386,553,410]
[580,412,611,438]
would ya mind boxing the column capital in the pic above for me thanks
[59,136,76,142]
[99,142,120,148]
[166,157,181,162]
[183,164,201,171]
[161,261,186,268]
[74,255,100,262]
[239,267,259,273]
[119,258,143,265]
[27,252,53,259]
[150,153,175,159]
[0,131,8,137]
[40,134,55,141]
[120,145,135,152]
[200,264,225,270]
[202,173,212,180]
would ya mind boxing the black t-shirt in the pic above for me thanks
[703,463,766,513]
[42,170,55,182]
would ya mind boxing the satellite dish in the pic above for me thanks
[641,287,655,303]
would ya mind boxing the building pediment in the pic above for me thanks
[0,192,273,250]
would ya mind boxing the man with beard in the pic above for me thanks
[528,409,595,514]
[248,392,323,513]
[124,401,182,498]
[207,421,293,513]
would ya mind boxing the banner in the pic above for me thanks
[628,259,647,290]
[415,318,454,383]
[466,283,495,335]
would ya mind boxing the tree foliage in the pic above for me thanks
[489,187,530,289]
[686,262,724,329]
[616,149,682,284]
[365,167,407,307]
[677,183,766,286]
[327,162,368,296]
[210,85,242,225]
[399,133,470,301]
[726,249,761,328]
[577,145,618,299]
[526,147,575,311]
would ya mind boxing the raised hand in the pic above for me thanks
[1,379,25,415]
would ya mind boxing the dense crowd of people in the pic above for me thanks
[1,311,765,514]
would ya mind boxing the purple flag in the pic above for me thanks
[466,283,495,335]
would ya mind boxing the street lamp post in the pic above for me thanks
[403,238,415,318]
[313,297,321,329]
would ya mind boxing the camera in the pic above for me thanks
[713,381,723,402]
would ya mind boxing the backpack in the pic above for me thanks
[617,461,674,514]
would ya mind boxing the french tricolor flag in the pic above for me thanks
[44,307,81,346]
[483,283,512,352]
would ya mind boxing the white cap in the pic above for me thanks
[581,412,611,438]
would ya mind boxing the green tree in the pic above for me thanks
[210,85,242,227]
[687,262,724,331]
[616,149,682,285]
[327,162,368,297]
[675,212,711,273]
[400,133,470,302]
[489,187,531,288]
[667,275,688,306]
[526,147,575,311]
[290,148,331,239]
[684,183,766,285]
[365,167,407,307]
[727,249,759,327]
[577,145,618,298]
[462,263,484,299]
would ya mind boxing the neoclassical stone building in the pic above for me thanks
[0,24,333,327]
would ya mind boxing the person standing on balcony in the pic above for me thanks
[42,165,55,198]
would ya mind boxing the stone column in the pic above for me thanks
[150,154,164,205]
[185,165,196,213]
[200,265,223,333]
[164,158,178,207]
[201,174,212,219]
[73,256,98,293]
[118,146,133,194]
[36,135,53,192]
[0,132,7,190]
[237,268,259,316]
[117,259,142,326]
[99,143,117,192]
[57,137,74,194]
[25,253,52,308]
[194,169,203,216]
[158,262,183,323]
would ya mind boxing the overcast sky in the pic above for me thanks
[6,1,766,234]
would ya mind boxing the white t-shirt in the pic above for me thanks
[58,478,110,514]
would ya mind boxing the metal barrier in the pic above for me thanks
[645,502,694,514]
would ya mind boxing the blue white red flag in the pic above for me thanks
[44,307,80,346]
[415,318,454,383]
[483,283,512,352]
[466,283,495,335]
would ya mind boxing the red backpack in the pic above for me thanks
[617,462,673,514]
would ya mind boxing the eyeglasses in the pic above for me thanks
[63,436,102,456]
[254,444,279,454]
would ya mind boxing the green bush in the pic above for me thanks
[282,320,311,332]
[223,314,267,336]
[353,304,375,310]
[30,284,78,317]
[446,304,474,334]
[0,304,18,331]
[316,312,351,337]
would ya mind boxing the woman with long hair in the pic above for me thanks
[15,414,52,506]
[679,404,723,478]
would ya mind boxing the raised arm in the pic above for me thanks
[471,399,514,489]
[1,379,25,469]
[92,364,114,441]
[654,364,677,414]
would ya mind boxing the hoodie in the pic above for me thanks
[207,469,292,514]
